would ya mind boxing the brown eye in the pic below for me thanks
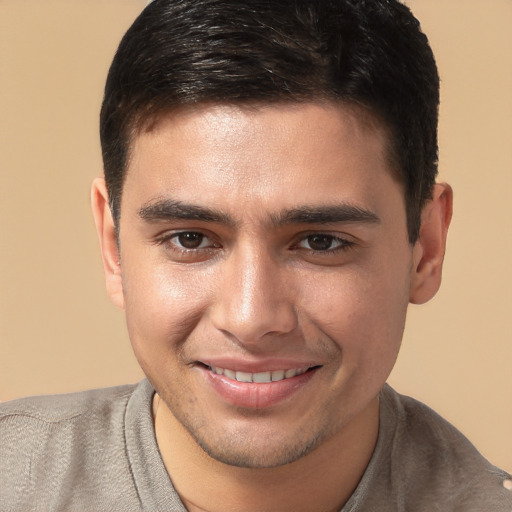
[305,234,336,251]
[296,234,353,253]
[158,231,221,263]
[176,232,205,249]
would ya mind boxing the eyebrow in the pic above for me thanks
[138,199,235,225]
[138,199,380,227]
[271,205,380,226]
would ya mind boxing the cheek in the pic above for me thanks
[121,260,217,358]
[300,262,410,362]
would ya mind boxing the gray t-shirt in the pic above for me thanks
[1,379,510,511]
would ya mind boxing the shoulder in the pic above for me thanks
[0,383,137,447]
[0,382,136,423]
[380,385,512,511]
[0,381,152,511]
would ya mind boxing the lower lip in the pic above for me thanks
[201,367,317,409]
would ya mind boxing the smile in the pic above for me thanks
[202,363,320,408]
[208,366,309,383]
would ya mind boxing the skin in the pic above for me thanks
[92,102,452,512]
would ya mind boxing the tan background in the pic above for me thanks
[0,0,510,473]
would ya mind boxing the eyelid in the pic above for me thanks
[298,235,351,249]
[295,230,355,243]
[154,229,221,249]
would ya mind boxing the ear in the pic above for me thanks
[409,183,453,305]
[91,177,125,310]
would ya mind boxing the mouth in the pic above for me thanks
[206,365,311,383]
[196,362,321,409]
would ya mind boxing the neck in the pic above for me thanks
[153,394,379,512]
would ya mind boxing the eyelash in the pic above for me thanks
[155,231,220,253]
[155,231,355,256]
[294,234,355,254]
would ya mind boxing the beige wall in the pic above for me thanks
[0,0,510,473]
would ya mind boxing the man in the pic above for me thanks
[1,0,510,510]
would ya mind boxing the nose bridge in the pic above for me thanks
[211,241,297,343]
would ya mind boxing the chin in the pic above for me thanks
[183,419,328,469]
[197,438,320,469]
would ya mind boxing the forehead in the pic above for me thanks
[124,102,402,219]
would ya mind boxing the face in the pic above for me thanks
[107,103,419,468]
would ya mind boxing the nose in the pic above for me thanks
[209,245,298,345]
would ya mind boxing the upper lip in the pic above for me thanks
[196,357,321,373]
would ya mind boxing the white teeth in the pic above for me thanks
[224,369,236,380]
[209,366,308,383]
[253,371,272,383]
[271,370,285,382]
[235,371,253,383]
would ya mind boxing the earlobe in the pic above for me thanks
[409,183,453,305]
[91,177,125,310]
